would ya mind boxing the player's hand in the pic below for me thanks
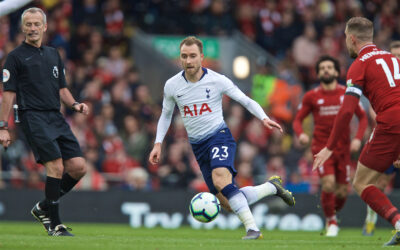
[73,102,89,115]
[149,143,162,165]
[262,118,283,133]
[299,133,310,146]
[350,138,361,153]
[313,147,332,171]
[0,130,11,149]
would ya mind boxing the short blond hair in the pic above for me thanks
[346,17,373,42]
[179,36,203,54]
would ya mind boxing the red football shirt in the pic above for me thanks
[327,44,400,149]
[293,84,367,154]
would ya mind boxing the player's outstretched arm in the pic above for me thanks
[262,118,283,133]
[149,143,162,165]
[0,0,33,17]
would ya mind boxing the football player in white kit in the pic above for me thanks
[149,36,295,239]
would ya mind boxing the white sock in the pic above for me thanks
[240,182,277,205]
[365,206,377,224]
[228,191,259,232]
[395,220,400,231]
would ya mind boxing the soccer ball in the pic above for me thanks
[189,192,221,223]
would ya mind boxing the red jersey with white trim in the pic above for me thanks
[293,84,367,154]
[345,44,400,131]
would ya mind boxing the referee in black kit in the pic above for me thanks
[0,8,88,236]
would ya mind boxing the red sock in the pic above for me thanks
[361,185,400,227]
[321,191,335,218]
[335,196,347,212]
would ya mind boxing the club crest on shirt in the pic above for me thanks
[2,69,10,82]
[206,88,211,98]
[53,66,59,78]
[317,98,324,105]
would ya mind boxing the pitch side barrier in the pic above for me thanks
[0,189,398,230]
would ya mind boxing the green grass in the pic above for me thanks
[0,222,395,249]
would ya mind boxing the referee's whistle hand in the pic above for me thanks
[0,130,11,148]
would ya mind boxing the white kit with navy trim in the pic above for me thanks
[155,68,269,143]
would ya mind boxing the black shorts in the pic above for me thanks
[20,110,83,164]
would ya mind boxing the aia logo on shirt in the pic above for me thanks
[183,103,212,117]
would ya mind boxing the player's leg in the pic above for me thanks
[212,167,262,240]
[334,184,347,212]
[353,163,400,245]
[239,176,295,206]
[36,118,85,224]
[355,128,400,245]
[20,111,72,235]
[334,155,350,213]
[353,162,400,224]
[320,174,338,236]
[363,168,393,236]
[61,157,86,195]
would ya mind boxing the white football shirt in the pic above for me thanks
[155,68,268,143]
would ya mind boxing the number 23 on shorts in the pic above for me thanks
[211,146,229,159]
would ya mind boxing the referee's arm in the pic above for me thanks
[59,88,89,115]
[0,90,15,147]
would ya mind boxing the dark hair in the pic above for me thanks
[180,36,203,54]
[315,55,340,74]
[390,41,400,51]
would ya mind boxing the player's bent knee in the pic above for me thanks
[352,181,364,195]
[213,179,229,192]
[321,182,335,193]
[65,157,87,179]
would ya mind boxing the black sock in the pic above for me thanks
[60,173,79,197]
[39,173,79,211]
[44,176,62,228]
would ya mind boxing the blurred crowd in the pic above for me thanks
[0,0,399,193]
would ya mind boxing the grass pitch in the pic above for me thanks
[0,222,394,249]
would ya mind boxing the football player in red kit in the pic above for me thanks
[293,55,368,237]
[314,17,400,246]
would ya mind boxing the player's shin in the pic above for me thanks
[321,191,336,224]
[361,185,400,229]
[38,173,79,210]
[221,184,259,232]
[44,176,62,228]
[240,182,277,205]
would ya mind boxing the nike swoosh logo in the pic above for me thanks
[177,95,183,98]
[25,55,34,61]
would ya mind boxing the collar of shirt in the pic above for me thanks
[22,41,44,50]
[181,67,208,83]
[358,44,377,57]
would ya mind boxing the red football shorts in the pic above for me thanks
[360,126,400,172]
[313,150,350,184]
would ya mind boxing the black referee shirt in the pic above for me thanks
[2,42,67,111]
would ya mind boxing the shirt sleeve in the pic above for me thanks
[293,92,312,136]
[345,61,365,98]
[221,76,268,121]
[0,0,33,17]
[154,84,176,144]
[2,53,19,92]
[57,51,67,89]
